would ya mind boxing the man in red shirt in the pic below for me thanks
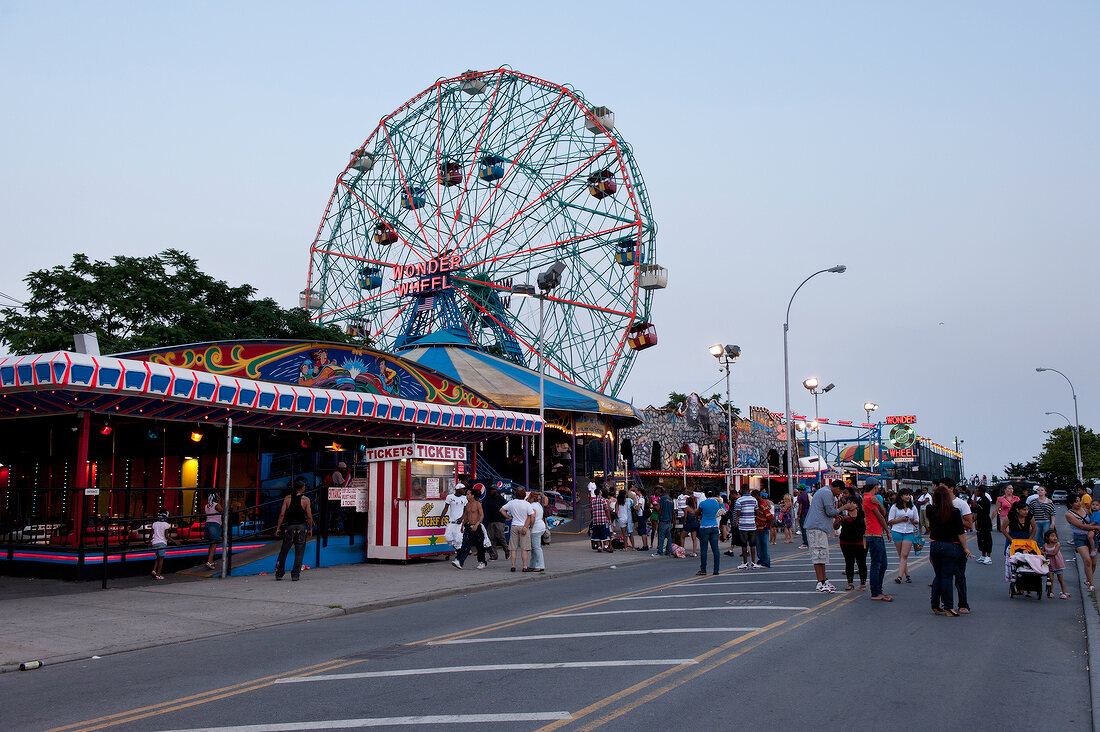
[863,478,893,602]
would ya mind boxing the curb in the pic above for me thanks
[1073,553,1100,732]
[0,548,655,674]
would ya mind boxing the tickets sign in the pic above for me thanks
[361,443,467,463]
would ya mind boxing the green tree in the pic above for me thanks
[662,392,687,410]
[1035,426,1099,484]
[0,250,349,354]
[1002,461,1040,481]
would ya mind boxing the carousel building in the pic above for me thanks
[0,339,639,578]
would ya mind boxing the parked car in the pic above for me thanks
[1051,489,1069,503]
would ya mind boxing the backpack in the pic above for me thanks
[671,543,686,558]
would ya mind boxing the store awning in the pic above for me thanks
[399,345,642,422]
[0,351,541,441]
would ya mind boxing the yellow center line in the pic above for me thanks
[535,550,932,731]
[49,540,910,731]
[47,659,356,732]
[535,590,860,732]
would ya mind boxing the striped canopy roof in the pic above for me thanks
[0,351,541,441]
[398,345,641,422]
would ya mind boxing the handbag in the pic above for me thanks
[541,526,551,546]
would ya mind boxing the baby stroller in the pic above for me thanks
[1008,539,1048,600]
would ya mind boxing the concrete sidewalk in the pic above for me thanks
[0,533,655,671]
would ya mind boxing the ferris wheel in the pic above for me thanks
[303,68,665,397]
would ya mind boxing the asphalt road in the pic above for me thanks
[3,533,1093,732]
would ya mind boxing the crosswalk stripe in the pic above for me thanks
[155,712,574,731]
[431,628,759,645]
[275,660,696,683]
[698,580,818,585]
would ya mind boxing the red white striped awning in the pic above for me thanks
[0,351,541,441]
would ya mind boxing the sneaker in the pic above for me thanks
[153,574,165,581]
[799,545,808,549]
[451,559,462,569]
[750,562,763,569]
[724,550,736,556]
[204,562,216,570]
[815,581,824,591]
[291,576,300,581]
[737,562,749,569]
[818,582,836,593]
[275,574,283,581]
[476,562,486,569]
[651,552,662,557]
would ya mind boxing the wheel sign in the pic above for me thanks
[889,423,915,449]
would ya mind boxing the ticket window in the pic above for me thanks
[409,461,457,500]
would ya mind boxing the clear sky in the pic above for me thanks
[1,1,1097,478]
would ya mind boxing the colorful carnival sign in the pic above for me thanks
[127,341,495,409]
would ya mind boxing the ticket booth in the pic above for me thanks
[364,442,466,561]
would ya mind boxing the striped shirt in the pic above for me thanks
[735,495,758,530]
[1030,500,1056,523]
[590,497,609,525]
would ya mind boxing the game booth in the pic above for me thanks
[360,442,466,561]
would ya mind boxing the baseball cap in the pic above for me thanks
[865,477,880,487]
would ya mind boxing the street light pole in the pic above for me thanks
[514,261,565,499]
[710,344,741,491]
[783,265,846,495]
[1037,367,1084,483]
[803,378,834,487]
[1045,410,1081,483]
[538,293,545,496]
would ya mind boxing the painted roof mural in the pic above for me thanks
[116,340,497,410]
[619,394,789,474]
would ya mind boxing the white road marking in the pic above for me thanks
[155,713,573,732]
[542,607,808,618]
[704,570,818,575]
[431,628,759,645]
[275,659,697,683]
[699,580,821,585]
[623,592,821,599]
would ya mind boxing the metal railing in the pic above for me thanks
[1,489,325,586]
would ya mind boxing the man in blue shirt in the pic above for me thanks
[652,488,675,557]
[696,489,723,575]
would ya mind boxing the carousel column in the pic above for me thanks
[571,428,579,521]
[74,411,91,569]
[523,435,530,492]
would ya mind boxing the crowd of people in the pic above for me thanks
[585,480,790,575]
[583,476,1100,614]
[444,479,552,574]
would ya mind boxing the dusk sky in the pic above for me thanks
[2,2,1097,478]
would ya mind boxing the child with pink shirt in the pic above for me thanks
[1043,528,1070,599]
